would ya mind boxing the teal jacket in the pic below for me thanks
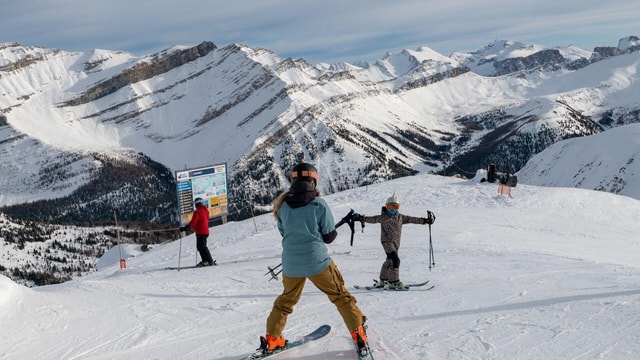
[277,182,337,277]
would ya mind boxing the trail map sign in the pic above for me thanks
[175,163,228,226]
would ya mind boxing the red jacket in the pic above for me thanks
[188,204,210,235]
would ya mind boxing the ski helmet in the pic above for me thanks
[290,163,318,183]
[194,197,204,206]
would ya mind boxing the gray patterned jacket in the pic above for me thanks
[362,207,425,254]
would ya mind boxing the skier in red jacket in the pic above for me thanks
[180,197,215,266]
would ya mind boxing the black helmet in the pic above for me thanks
[290,163,318,183]
[194,197,204,206]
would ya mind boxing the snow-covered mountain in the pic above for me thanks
[1,36,639,222]
[517,123,640,200]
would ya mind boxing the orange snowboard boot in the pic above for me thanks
[260,333,287,353]
[351,324,370,357]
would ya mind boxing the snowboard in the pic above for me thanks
[242,324,331,359]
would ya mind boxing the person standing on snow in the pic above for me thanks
[352,192,434,289]
[257,162,370,358]
[180,197,216,267]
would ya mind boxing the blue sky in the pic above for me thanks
[1,0,638,64]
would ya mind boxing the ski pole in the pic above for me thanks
[265,263,282,275]
[427,211,436,271]
[348,218,355,246]
[428,223,435,270]
[177,229,183,271]
[349,217,365,246]
[269,268,283,281]
[266,263,283,281]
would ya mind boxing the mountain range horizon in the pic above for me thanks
[1,34,639,216]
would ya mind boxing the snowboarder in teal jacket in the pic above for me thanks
[258,162,370,358]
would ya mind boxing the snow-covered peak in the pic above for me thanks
[0,42,58,68]
[80,48,137,72]
[153,44,194,57]
[554,45,594,62]
[474,40,542,60]
[618,35,640,51]
[375,46,458,78]
[315,61,365,72]
[409,45,457,64]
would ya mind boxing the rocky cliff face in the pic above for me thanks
[494,49,565,75]
[62,41,217,106]
[594,46,623,59]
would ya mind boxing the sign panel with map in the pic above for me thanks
[175,163,228,226]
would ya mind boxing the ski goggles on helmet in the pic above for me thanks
[386,203,400,210]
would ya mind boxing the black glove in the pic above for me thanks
[352,213,363,221]
[424,210,436,225]
[180,226,188,232]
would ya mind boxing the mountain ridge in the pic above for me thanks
[1,35,639,220]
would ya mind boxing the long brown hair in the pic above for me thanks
[273,191,289,219]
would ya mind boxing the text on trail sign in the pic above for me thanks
[175,163,228,226]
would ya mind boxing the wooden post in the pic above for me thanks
[114,211,126,269]
[248,202,258,232]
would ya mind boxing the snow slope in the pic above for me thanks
[1,174,640,359]
[518,123,640,199]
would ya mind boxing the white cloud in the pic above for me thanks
[1,0,638,64]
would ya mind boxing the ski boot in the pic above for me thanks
[196,260,215,267]
[258,334,287,354]
[384,280,408,290]
[351,324,370,357]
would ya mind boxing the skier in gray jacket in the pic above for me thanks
[354,192,434,289]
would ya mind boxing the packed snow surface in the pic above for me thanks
[2,174,640,359]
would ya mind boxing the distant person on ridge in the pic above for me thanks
[180,197,215,267]
[257,162,370,358]
[352,192,434,290]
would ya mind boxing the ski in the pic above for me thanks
[165,260,217,270]
[331,250,352,256]
[242,324,331,359]
[354,279,434,291]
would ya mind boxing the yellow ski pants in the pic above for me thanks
[266,260,366,336]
